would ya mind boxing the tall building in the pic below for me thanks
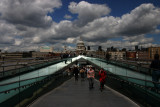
[135,45,138,51]
[148,47,160,60]
[87,46,90,50]
[76,37,86,55]
[98,46,102,51]
[0,49,1,58]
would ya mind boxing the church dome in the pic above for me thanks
[76,37,86,54]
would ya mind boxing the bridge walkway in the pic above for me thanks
[29,77,139,107]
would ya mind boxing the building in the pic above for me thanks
[40,46,53,52]
[122,48,127,51]
[76,37,86,55]
[98,46,102,51]
[148,47,160,60]
[108,51,126,60]
[136,51,149,60]
[0,49,1,58]
[0,52,32,59]
[126,51,136,60]
[96,50,105,58]
[87,46,90,50]
[135,45,138,51]
[86,50,96,57]
[32,52,50,58]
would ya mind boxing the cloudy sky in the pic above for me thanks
[0,0,160,52]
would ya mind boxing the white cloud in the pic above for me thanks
[69,1,110,26]
[0,0,62,27]
[0,1,160,52]
[14,39,22,46]
[116,3,160,35]
[66,38,75,43]
[80,3,160,42]
[64,14,72,19]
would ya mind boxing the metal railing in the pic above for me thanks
[1,56,160,107]
[0,57,70,79]
[85,56,160,107]
[0,57,75,107]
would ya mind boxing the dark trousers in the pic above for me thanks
[152,70,160,89]
[88,78,94,88]
[75,75,78,81]
[100,81,105,89]
[65,60,67,64]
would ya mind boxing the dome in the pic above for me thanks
[77,40,84,43]
[76,37,86,53]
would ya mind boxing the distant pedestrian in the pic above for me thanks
[87,67,95,89]
[80,68,85,81]
[150,54,160,90]
[60,53,63,59]
[73,66,79,81]
[63,53,68,64]
[99,69,106,91]
[67,67,72,78]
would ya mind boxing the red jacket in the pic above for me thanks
[99,69,106,82]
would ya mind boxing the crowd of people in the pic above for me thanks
[64,53,160,92]
[61,52,72,64]
[66,65,106,91]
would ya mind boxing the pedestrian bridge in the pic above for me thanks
[29,78,138,107]
[0,56,160,107]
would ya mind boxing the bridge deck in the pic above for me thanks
[29,77,139,107]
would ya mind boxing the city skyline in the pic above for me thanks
[0,0,160,52]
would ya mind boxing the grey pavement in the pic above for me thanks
[29,77,139,107]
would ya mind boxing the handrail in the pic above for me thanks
[0,73,62,94]
[0,56,159,107]
[86,57,160,88]
[1,69,156,95]
[0,57,67,78]
[0,57,75,93]
[0,75,48,86]
[108,59,160,72]
[96,57,160,74]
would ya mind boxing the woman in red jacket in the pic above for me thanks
[99,69,106,91]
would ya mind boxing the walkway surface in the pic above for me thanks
[29,77,139,107]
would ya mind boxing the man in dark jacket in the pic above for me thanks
[73,66,79,81]
[150,54,160,90]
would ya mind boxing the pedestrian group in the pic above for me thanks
[68,65,107,91]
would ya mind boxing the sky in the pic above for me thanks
[0,0,160,52]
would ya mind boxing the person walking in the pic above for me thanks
[73,65,79,81]
[80,68,85,81]
[87,67,95,89]
[67,67,72,78]
[63,53,68,64]
[99,69,106,91]
[150,54,160,90]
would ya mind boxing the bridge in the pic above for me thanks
[0,56,160,107]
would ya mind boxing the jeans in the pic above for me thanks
[152,70,160,89]
[88,78,94,88]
